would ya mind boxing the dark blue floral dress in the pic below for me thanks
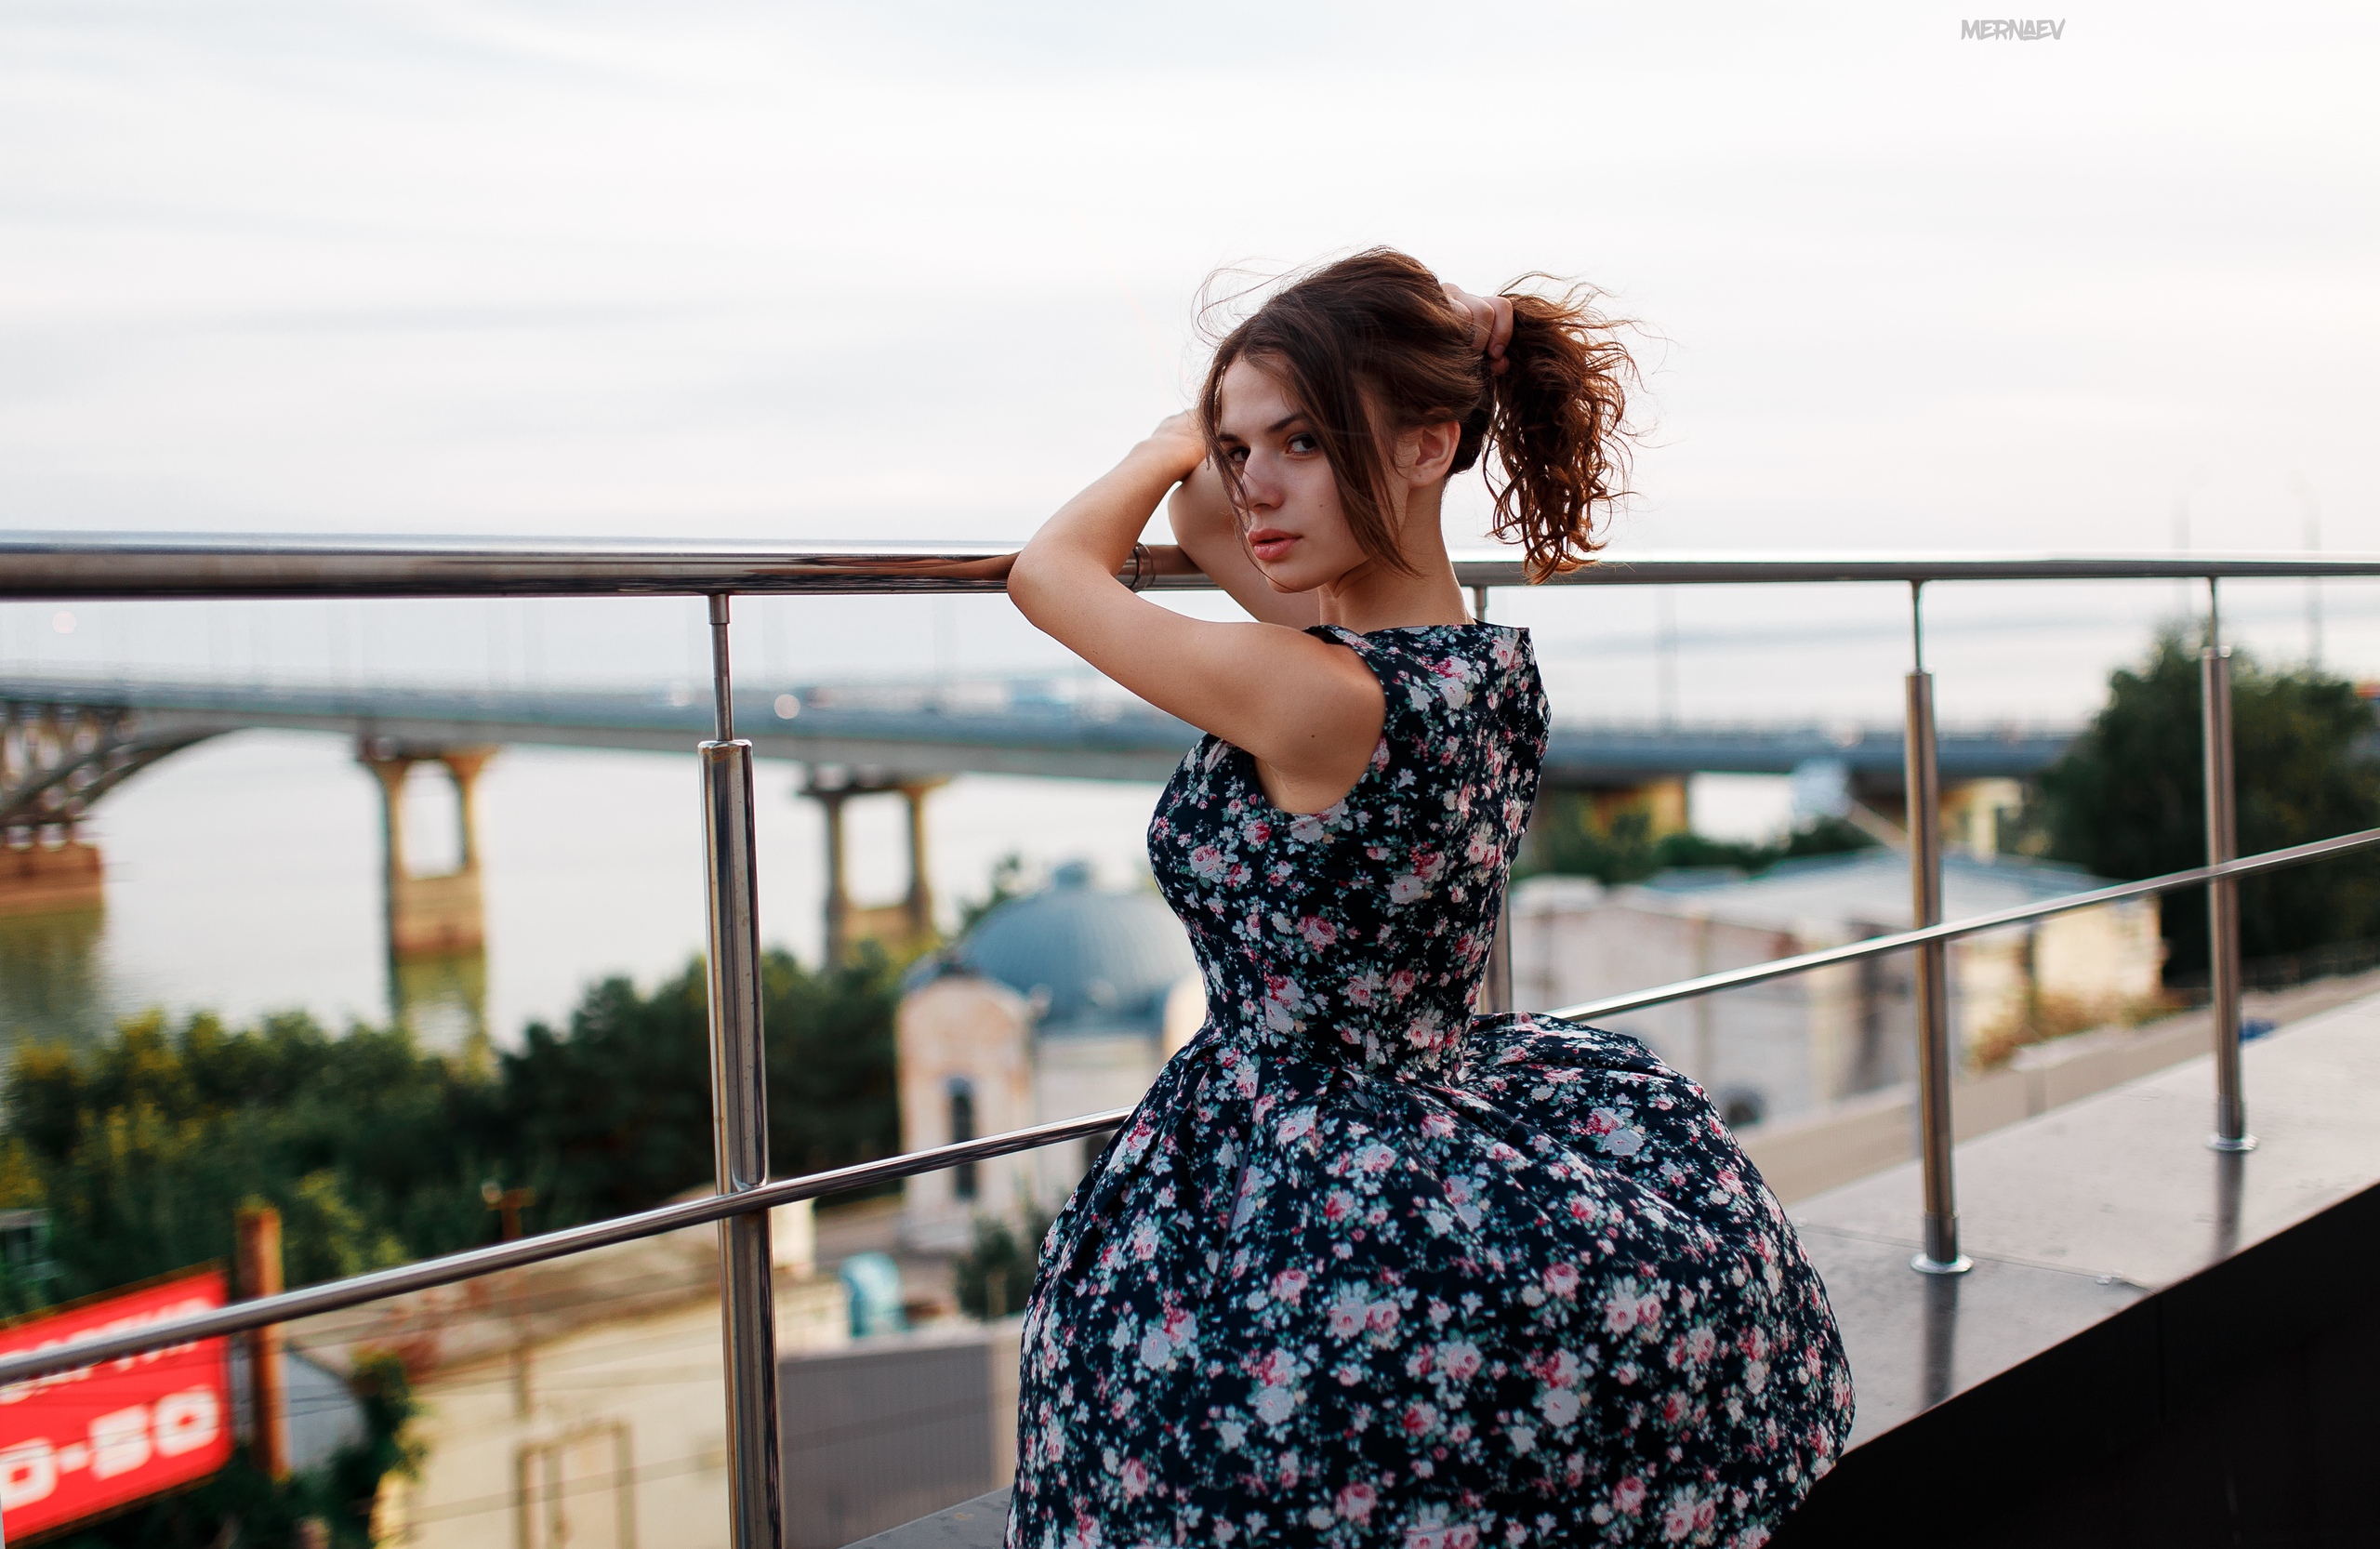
[1009,623,1852,1549]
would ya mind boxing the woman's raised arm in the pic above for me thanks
[1005,415,1381,814]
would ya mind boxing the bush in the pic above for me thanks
[953,1207,1053,1320]
[1522,800,1873,887]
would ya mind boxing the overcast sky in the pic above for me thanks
[5,1,2377,718]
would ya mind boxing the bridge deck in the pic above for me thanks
[1,674,2079,787]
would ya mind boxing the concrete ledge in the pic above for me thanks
[839,1489,1009,1548]
[1778,1186,2380,1545]
[1738,966,2380,1202]
[1775,990,2380,1543]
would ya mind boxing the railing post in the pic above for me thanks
[2202,579,2254,1152]
[699,593,784,1548]
[1473,583,1514,1013]
[1906,583,1971,1275]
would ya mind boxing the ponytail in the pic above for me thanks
[1200,250,1638,584]
[1481,284,1637,581]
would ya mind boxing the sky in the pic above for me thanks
[4,0,2378,722]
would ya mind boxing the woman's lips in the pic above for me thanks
[1248,529,1297,563]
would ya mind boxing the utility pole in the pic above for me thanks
[483,1181,536,1242]
[234,1205,290,1479]
[2290,471,2322,667]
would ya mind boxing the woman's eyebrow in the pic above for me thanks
[1265,412,1309,434]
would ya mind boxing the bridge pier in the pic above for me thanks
[360,741,494,1051]
[806,771,948,964]
[1850,776,2030,858]
[1939,778,2026,859]
[360,743,495,959]
[0,834,103,917]
[1580,776,1690,838]
[0,704,148,918]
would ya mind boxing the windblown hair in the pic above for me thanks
[1198,248,1637,582]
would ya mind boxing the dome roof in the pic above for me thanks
[940,862,1196,1037]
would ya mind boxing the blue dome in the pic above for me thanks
[943,864,1196,1037]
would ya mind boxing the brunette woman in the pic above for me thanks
[1003,249,1851,1547]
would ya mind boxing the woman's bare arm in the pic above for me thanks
[1006,417,1380,814]
[1167,461,1323,629]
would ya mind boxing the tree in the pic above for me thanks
[494,944,903,1219]
[0,947,905,1548]
[2,1012,500,1298]
[2,948,904,1300]
[2039,630,2380,979]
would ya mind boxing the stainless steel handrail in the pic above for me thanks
[8,534,2380,598]
[4,536,2371,1542]
[0,1107,1131,1388]
[1545,826,2380,1021]
[2,823,2372,1391]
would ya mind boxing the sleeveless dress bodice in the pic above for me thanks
[1009,624,1851,1549]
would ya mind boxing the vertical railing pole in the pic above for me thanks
[1473,583,1514,1013]
[2202,579,2255,1152]
[1906,582,1971,1275]
[699,592,784,1548]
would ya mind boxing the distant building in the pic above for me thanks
[327,1200,846,1549]
[1510,851,2162,1127]
[896,863,1204,1251]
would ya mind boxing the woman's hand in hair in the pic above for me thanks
[1009,404,1381,816]
[1440,284,1514,375]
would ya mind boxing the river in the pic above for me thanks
[0,729,1169,1055]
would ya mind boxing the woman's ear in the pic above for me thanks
[1393,419,1462,487]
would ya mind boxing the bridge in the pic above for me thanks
[0,669,2080,786]
[0,669,2081,959]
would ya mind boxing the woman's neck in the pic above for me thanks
[1313,489,1473,633]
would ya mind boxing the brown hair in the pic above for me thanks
[1198,248,1637,583]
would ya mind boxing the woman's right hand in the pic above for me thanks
[1441,284,1514,374]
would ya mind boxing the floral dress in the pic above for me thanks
[1009,623,1852,1549]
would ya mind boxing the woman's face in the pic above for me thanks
[1210,356,1374,594]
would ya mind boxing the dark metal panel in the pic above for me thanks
[779,1338,998,1549]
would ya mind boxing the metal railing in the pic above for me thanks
[6,536,2380,1547]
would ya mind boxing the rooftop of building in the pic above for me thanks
[1517,848,2135,936]
[907,860,1196,1039]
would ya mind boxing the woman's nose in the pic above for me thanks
[1237,457,1282,511]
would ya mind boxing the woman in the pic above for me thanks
[1003,249,1850,1548]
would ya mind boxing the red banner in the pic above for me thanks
[0,1268,234,1541]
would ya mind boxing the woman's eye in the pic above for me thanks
[1286,433,1318,455]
